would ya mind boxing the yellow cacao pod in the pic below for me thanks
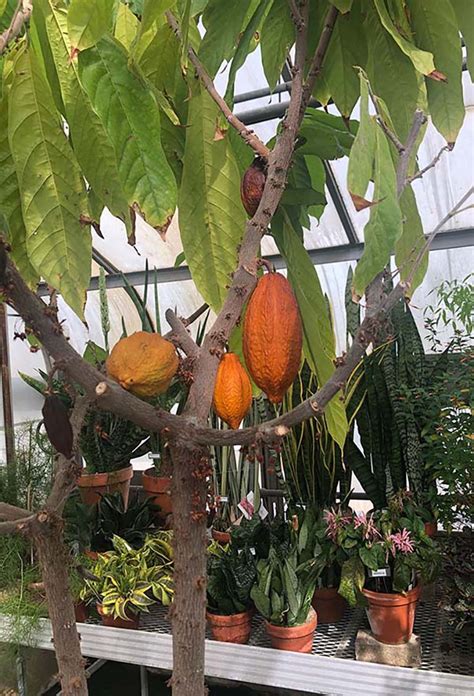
[106,331,178,398]
[243,272,302,403]
[213,353,252,429]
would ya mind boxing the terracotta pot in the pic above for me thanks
[265,606,317,653]
[142,468,172,519]
[312,587,347,624]
[74,601,89,623]
[207,608,253,644]
[211,528,231,544]
[96,603,140,630]
[78,465,133,507]
[362,583,421,644]
[424,521,437,538]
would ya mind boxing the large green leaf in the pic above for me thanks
[338,556,365,607]
[260,0,295,92]
[450,0,474,82]
[0,95,38,285]
[395,186,428,295]
[273,217,348,449]
[43,4,131,230]
[8,46,91,316]
[347,72,375,201]
[78,37,177,233]
[178,86,246,310]
[67,0,116,51]
[374,0,435,75]
[114,2,139,49]
[365,4,419,141]
[298,109,357,160]
[352,126,403,298]
[407,0,464,143]
[199,0,252,78]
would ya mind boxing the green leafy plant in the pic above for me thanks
[437,530,474,635]
[207,544,257,615]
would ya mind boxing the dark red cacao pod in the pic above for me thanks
[241,158,266,216]
[42,395,73,458]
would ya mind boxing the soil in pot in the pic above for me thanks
[142,468,172,520]
[74,601,89,623]
[207,608,253,644]
[78,465,133,507]
[312,587,347,624]
[362,583,421,644]
[97,603,140,630]
[265,606,317,653]
[211,527,231,544]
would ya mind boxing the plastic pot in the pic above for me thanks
[265,607,317,653]
[424,521,437,538]
[74,601,88,623]
[211,528,231,544]
[312,587,347,624]
[142,468,172,519]
[362,583,421,644]
[77,465,133,507]
[206,608,253,644]
[97,603,140,630]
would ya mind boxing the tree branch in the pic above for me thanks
[166,309,199,358]
[0,501,30,520]
[396,109,426,195]
[287,0,304,30]
[302,5,339,105]
[0,514,35,536]
[165,11,270,160]
[0,0,32,55]
[407,144,451,185]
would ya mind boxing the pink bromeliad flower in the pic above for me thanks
[388,528,415,556]
[324,508,352,541]
[354,512,382,541]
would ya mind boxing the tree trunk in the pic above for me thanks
[170,445,209,696]
[32,514,88,696]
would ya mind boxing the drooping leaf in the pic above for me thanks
[338,556,365,607]
[365,4,420,141]
[78,36,178,233]
[298,109,357,159]
[329,0,353,12]
[67,0,117,51]
[199,0,252,78]
[373,0,435,75]
[44,4,132,231]
[450,0,474,81]
[114,2,140,49]
[407,0,464,143]
[178,85,246,310]
[347,71,375,203]
[8,45,90,316]
[395,185,428,295]
[273,216,348,449]
[29,2,65,115]
[260,0,295,92]
[352,127,403,298]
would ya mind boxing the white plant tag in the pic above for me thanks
[368,567,391,578]
[238,491,268,520]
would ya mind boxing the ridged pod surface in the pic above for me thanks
[42,395,73,458]
[106,331,178,398]
[243,272,302,403]
[213,353,252,429]
[240,158,266,216]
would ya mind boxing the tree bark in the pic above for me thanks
[170,445,209,696]
[32,513,88,696]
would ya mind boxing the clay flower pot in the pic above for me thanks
[74,601,89,623]
[211,527,231,545]
[265,606,317,653]
[142,468,172,519]
[206,608,253,644]
[312,587,347,624]
[424,520,437,538]
[362,583,421,644]
[78,464,133,507]
[97,603,140,630]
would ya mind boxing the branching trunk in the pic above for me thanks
[32,514,88,696]
[170,445,209,696]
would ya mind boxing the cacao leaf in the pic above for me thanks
[450,0,474,82]
[178,86,246,310]
[114,2,140,49]
[199,0,252,78]
[67,0,116,51]
[42,395,73,459]
[407,0,464,143]
[352,126,403,298]
[8,45,91,317]
[260,0,295,92]
[395,186,428,295]
[78,36,177,233]
[298,109,357,160]
[329,0,353,12]
[347,71,375,203]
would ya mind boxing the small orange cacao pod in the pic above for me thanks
[42,395,73,458]
[240,158,266,216]
[243,272,302,403]
[213,353,252,429]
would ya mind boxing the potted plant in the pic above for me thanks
[251,514,318,652]
[327,499,440,644]
[310,513,347,624]
[206,539,257,644]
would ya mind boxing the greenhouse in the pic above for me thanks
[0,1,472,695]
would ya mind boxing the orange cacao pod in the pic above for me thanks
[243,272,302,403]
[213,353,252,429]
[240,158,266,216]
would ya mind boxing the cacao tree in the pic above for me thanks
[0,1,472,695]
